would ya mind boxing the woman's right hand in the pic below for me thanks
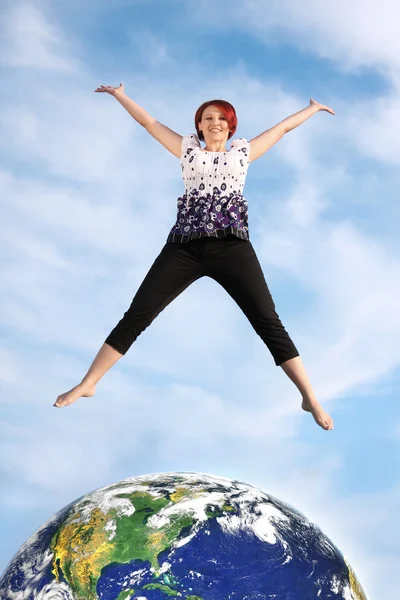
[94,82,124,97]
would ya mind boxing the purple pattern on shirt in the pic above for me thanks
[169,189,248,237]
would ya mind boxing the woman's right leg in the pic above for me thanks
[54,242,204,407]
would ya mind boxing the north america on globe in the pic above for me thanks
[0,472,367,600]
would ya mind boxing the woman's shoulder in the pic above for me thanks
[229,137,250,160]
[183,133,201,147]
[180,134,201,160]
[230,137,249,149]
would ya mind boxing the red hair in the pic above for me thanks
[194,100,238,141]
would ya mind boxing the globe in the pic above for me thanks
[0,472,367,600]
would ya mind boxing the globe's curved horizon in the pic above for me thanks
[0,471,367,599]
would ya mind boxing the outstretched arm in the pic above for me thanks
[248,98,335,162]
[95,83,183,158]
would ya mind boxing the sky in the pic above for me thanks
[0,0,399,597]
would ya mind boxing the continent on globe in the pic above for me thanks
[0,472,368,600]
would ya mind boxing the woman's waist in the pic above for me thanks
[179,190,247,202]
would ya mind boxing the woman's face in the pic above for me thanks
[198,105,230,144]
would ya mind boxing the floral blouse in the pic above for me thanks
[167,133,251,243]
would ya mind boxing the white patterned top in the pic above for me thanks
[167,133,251,243]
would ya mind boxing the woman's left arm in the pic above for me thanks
[249,98,335,162]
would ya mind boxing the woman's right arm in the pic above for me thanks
[95,83,182,158]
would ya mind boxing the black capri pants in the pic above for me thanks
[105,236,299,366]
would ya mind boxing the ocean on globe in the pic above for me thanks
[0,472,367,600]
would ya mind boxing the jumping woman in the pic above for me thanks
[54,83,335,431]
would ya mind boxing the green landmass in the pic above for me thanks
[116,590,135,600]
[50,489,198,600]
[143,583,182,596]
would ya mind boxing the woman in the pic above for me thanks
[54,83,335,431]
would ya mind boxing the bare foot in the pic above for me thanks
[302,396,333,430]
[54,382,96,408]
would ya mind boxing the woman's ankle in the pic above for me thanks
[80,378,97,388]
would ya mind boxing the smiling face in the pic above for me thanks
[198,105,230,146]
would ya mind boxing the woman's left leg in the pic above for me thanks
[279,356,333,430]
[206,238,333,430]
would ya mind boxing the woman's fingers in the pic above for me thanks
[94,85,114,93]
[310,98,335,114]
[94,84,124,94]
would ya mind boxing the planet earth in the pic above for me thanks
[0,472,367,600]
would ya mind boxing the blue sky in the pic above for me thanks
[0,0,399,597]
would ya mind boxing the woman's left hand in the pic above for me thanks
[310,98,335,115]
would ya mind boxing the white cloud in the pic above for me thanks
[0,2,81,71]
[192,0,400,75]
[346,94,400,166]
[256,203,400,402]
[0,349,18,384]
[128,30,172,68]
